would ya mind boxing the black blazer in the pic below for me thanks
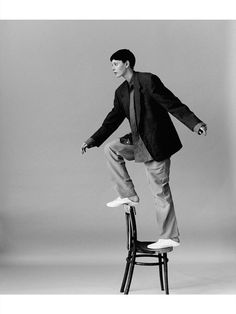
[90,71,203,161]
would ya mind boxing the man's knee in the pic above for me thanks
[104,140,118,156]
[104,138,134,161]
[104,142,111,156]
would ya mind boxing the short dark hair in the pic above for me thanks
[110,49,136,69]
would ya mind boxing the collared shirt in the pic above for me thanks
[128,78,153,163]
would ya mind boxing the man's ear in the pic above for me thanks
[125,60,130,68]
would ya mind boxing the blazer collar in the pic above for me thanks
[119,71,142,127]
[133,71,142,127]
[133,71,140,89]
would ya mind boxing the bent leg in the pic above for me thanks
[104,139,138,198]
[144,158,180,241]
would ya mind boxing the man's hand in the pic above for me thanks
[198,125,207,136]
[81,138,95,154]
[81,143,88,154]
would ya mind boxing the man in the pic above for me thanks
[81,49,207,249]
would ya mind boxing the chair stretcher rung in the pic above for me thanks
[135,262,160,266]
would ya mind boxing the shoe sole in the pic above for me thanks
[148,243,180,249]
[106,201,139,207]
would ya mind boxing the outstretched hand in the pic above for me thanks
[198,125,207,136]
[81,143,88,154]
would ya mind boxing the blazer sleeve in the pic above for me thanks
[89,91,126,147]
[150,74,205,131]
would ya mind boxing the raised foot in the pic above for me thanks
[106,196,139,208]
[147,239,180,250]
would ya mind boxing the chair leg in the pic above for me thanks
[120,251,132,293]
[124,252,136,294]
[158,254,164,291]
[163,253,169,295]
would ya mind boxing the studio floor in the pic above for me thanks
[0,257,235,294]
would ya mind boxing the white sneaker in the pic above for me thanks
[147,239,180,250]
[106,197,139,208]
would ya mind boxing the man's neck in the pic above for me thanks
[123,68,134,83]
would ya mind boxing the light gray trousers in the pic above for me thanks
[104,139,180,241]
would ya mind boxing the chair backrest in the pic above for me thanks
[124,205,137,250]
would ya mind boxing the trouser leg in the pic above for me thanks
[104,139,138,198]
[144,158,180,241]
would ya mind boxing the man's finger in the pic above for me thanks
[81,144,87,154]
[202,127,207,136]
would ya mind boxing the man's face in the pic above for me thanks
[111,59,128,78]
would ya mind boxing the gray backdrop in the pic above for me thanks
[0,20,235,268]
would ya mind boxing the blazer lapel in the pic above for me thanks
[133,72,142,127]
[117,72,142,126]
[119,81,130,118]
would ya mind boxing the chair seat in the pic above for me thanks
[136,240,173,254]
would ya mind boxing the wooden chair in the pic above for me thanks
[120,205,173,294]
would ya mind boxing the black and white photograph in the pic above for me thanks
[0,1,236,312]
